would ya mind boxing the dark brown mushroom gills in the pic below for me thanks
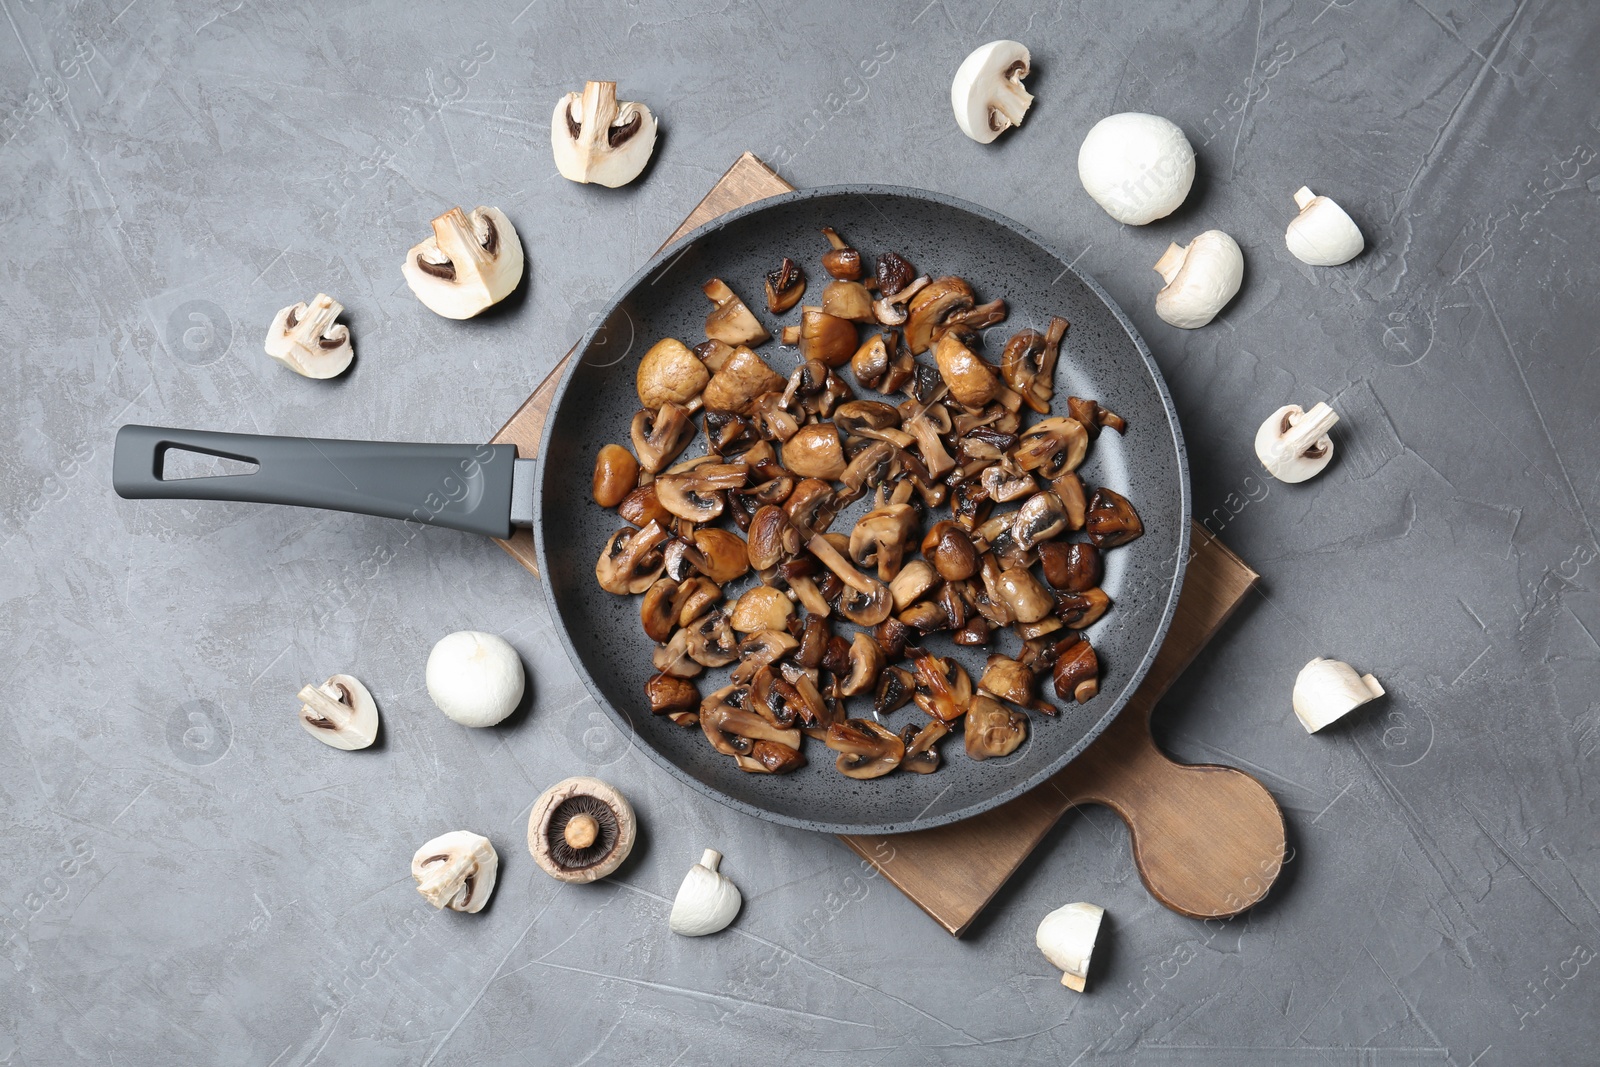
[546,795,621,872]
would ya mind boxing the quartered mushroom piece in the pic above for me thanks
[551,80,658,188]
[528,777,637,883]
[402,206,525,319]
[412,831,498,913]
[825,718,904,779]
[765,257,807,313]
[265,293,353,379]
[296,674,379,749]
[637,338,710,411]
[1255,402,1338,483]
[703,279,770,347]
[965,694,1028,760]
[950,40,1033,144]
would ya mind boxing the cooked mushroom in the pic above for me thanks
[402,206,525,320]
[994,566,1054,624]
[653,628,702,678]
[745,504,801,573]
[781,423,847,481]
[965,695,1028,760]
[1053,639,1100,703]
[791,307,859,367]
[1013,417,1088,479]
[850,332,916,392]
[889,559,940,611]
[899,719,950,773]
[1000,317,1067,414]
[596,521,668,595]
[1085,487,1143,547]
[654,463,748,523]
[979,655,1055,715]
[825,719,904,779]
[412,830,498,912]
[685,608,739,667]
[528,777,637,883]
[617,483,672,528]
[912,651,974,722]
[822,279,875,323]
[675,577,723,627]
[980,461,1035,504]
[807,533,893,626]
[1039,541,1101,592]
[849,503,918,581]
[593,444,640,508]
[1065,397,1125,439]
[784,479,839,536]
[840,631,885,697]
[903,409,958,480]
[730,629,800,685]
[1012,490,1068,550]
[265,293,354,379]
[935,334,1019,411]
[700,685,803,759]
[905,276,975,355]
[646,672,698,716]
[703,279,770,346]
[1051,471,1088,530]
[630,403,694,473]
[765,257,807,313]
[738,740,809,773]
[550,81,657,187]
[1055,587,1112,629]
[639,577,680,642]
[922,521,981,581]
[730,586,795,633]
[820,227,863,280]
[637,338,711,410]
[872,275,931,327]
[297,674,379,750]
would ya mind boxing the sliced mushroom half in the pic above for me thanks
[412,830,498,912]
[825,719,904,779]
[265,294,354,379]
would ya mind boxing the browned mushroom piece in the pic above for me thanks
[640,577,680,642]
[899,719,950,773]
[653,628,702,678]
[753,664,831,732]
[849,503,918,581]
[825,718,904,779]
[1085,488,1144,547]
[703,278,770,346]
[701,685,804,761]
[1012,490,1069,551]
[728,475,796,530]
[945,296,1008,335]
[685,608,738,667]
[994,566,1054,624]
[819,227,863,280]
[730,586,795,633]
[784,479,839,536]
[1000,316,1068,414]
[806,533,893,626]
[780,423,847,481]
[749,391,802,442]
[1066,396,1126,439]
[833,400,910,445]
[934,334,1021,412]
[953,614,992,646]
[730,629,800,685]
[745,505,801,573]
[646,672,698,716]
[904,276,975,355]
[1051,471,1088,530]
[921,521,981,581]
[694,338,735,373]
[872,275,931,327]
[689,528,749,585]
[765,256,807,313]
[791,307,858,367]
[874,251,916,295]
[653,463,749,523]
[704,347,786,415]
[1055,587,1112,629]
[592,444,639,508]
[617,484,671,528]
[839,631,885,697]
[912,651,974,722]
[596,520,668,595]
[980,461,1035,504]
[1053,638,1100,703]
[703,409,760,455]
[528,777,637,884]
[979,654,1055,715]
[794,613,829,668]
[976,512,1036,572]
[965,695,1028,761]
[822,279,875,323]
[951,479,993,529]
[739,740,809,773]
[888,559,939,611]
[874,616,911,660]
[1038,541,1102,592]
[900,598,951,633]
[674,577,723,628]
[636,338,711,412]
[902,410,957,481]
[1013,416,1088,480]
[630,403,694,473]
[874,665,916,715]
[836,442,897,505]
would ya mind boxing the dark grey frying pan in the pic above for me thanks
[114,186,1190,835]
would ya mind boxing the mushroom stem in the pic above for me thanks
[1280,402,1339,459]
[431,207,493,283]
[565,813,600,850]
[700,848,722,871]
[1293,185,1317,210]
[1153,242,1187,285]
[807,533,874,595]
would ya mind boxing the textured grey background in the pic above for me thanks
[2,0,1597,1063]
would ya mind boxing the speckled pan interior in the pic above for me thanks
[535,186,1190,835]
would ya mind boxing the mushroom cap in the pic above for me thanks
[637,338,710,410]
[950,40,1033,144]
[425,630,526,727]
[528,776,637,883]
[1286,187,1364,266]
[670,848,743,936]
[412,830,499,913]
[401,206,525,320]
[1036,901,1103,990]
[550,81,658,188]
[1293,657,1384,733]
[1153,230,1243,329]
[265,293,353,379]
[1077,113,1195,225]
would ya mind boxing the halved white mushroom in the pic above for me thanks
[412,830,498,913]
[1077,113,1195,225]
[402,206,525,319]
[1153,230,1243,329]
[296,674,378,750]
[669,848,742,937]
[1293,657,1384,733]
[1285,186,1364,266]
[1254,402,1338,483]
[1036,901,1103,992]
[265,294,353,379]
[950,41,1033,144]
[551,80,658,188]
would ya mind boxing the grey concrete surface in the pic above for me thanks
[3,1,1598,1063]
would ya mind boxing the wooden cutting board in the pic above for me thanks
[490,153,1286,936]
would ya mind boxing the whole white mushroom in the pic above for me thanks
[426,631,525,727]
[1077,113,1195,225]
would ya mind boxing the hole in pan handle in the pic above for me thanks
[111,424,533,540]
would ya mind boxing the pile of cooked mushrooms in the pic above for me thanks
[593,227,1144,781]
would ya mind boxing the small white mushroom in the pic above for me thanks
[1285,186,1364,266]
[1153,230,1243,329]
[669,848,743,937]
[1293,657,1384,733]
[296,674,379,750]
[401,206,525,319]
[264,294,353,379]
[950,41,1033,144]
[551,80,658,187]
[1254,402,1338,483]
[1036,901,1104,992]
[425,631,526,727]
[411,830,498,913]
[1077,113,1195,225]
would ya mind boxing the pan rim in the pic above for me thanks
[534,183,1191,835]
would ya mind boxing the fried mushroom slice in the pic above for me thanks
[905,276,975,355]
[640,577,680,642]
[825,719,904,780]
[703,347,785,413]
[685,608,738,668]
[1085,488,1144,547]
[765,257,806,313]
[1000,316,1067,414]
[1053,639,1100,703]
[1054,587,1112,629]
[819,227,863,280]
[979,654,1056,715]
[596,521,667,595]
[1013,416,1089,480]
[875,665,916,715]
[703,278,770,346]
[730,629,800,685]
[912,651,974,722]
[630,404,694,473]
[645,673,698,716]
[934,333,1021,412]
[965,695,1028,760]
[701,685,802,760]
[899,719,950,773]
[849,503,918,581]
[1012,490,1069,551]
[807,533,893,626]
[1039,542,1102,592]
[692,528,750,585]
[653,628,702,679]
[654,463,749,523]
[840,632,885,697]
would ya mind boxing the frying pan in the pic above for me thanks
[114,186,1190,835]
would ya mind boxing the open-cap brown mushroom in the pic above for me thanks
[965,695,1028,760]
[765,257,807,313]
[1085,487,1144,547]
[550,81,657,187]
[700,685,804,765]
[402,207,525,320]
[596,521,668,595]
[637,338,711,411]
[631,403,694,473]
[703,347,785,413]
[297,674,379,750]
[807,533,893,625]
[265,293,354,379]
[1013,417,1088,479]
[703,279,770,346]
[1001,317,1067,414]
[912,651,974,722]
[899,719,950,773]
[979,655,1055,715]
[412,830,498,912]
[529,777,637,884]
[849,503,917,581]
[825,719,904,779]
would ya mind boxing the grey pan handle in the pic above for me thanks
[113,425,523,539]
